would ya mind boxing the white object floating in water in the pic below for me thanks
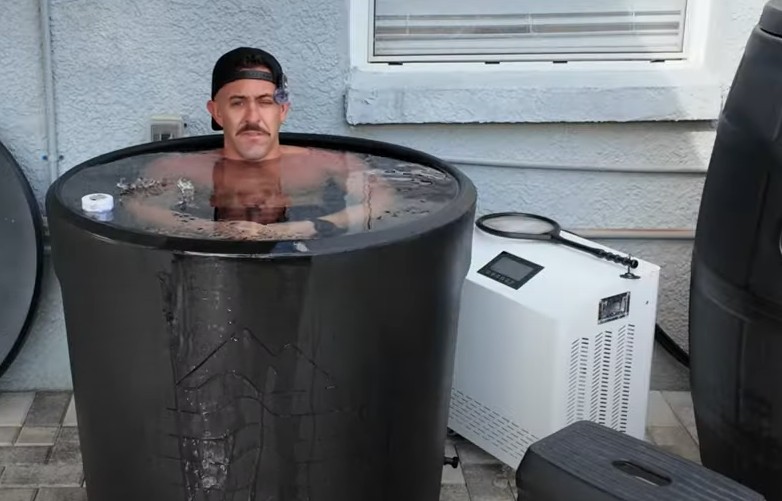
[81,193,114,213]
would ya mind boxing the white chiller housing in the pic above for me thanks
[448,223,660,468]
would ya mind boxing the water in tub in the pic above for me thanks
[60,145,459,244]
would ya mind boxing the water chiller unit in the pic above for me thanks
[448,214,660,468]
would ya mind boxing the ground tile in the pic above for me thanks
[61,398,77,428]
[455,441,503,466]
[442,464,466,485]
[0,430,19,447]
[48,428,81,464]
[647,425,701,464]
[1,465,82,487]
[23,394,70,428]
[462,463,515,501]
[440,483,471,501]
[0,396,34,428]
[662,390,699,443]
[34,487,88,501]
[646,391,680,427]
[16,428,58,447]
[0,489,35,501]
[0,448,49,465]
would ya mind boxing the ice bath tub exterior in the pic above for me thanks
[689,2,782,499]
[45,133,477,501]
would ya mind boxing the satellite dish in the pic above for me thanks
[0,141,43,377]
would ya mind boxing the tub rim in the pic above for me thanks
[45,132,477,258]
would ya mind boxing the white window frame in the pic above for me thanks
[346,0,721,125]
[352,0,711,70]
[365,1,701,64]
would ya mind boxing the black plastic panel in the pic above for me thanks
[690,4,782,499]
[0,141,43,377]
[516,421,764,500]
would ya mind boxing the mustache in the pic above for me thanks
[238,123,270,135]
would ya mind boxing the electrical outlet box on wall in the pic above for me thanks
[150,115,185,142]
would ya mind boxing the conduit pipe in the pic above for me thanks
[39,0,59,185]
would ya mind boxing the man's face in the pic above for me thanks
[207,67,290,162]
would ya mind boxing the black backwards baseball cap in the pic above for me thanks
[210,47,289,131]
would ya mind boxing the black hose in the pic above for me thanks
[655,323,690,368]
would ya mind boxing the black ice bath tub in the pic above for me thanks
[45,133,477,501]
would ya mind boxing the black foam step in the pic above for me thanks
[515,420,765,500]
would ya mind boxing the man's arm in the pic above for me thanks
[119,152,279,240]
[320,164,396,229]
[308,151,397,234]
[264,152,397,238]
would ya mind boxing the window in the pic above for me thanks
[346,0,720,124]
[366,0,698,64]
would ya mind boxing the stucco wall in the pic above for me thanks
[0,2,48,203]
[0,0,769,389]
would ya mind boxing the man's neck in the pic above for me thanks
[221,147,282,164]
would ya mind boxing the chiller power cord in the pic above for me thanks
[655,323,690,368]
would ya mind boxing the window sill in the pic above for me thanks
[344,64,723,125]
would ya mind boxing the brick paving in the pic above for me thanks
[0,390,698,500]
[0,392,84,501]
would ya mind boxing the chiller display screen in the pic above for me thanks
[478,251,543,290]
[490,257,535,281]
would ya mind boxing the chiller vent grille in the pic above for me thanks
[566,324,636,432]
[589,329,613,425]
[450,389,538,462]
[566,339,580,423]
[566,337,590,424]
[618,324,635,432]
[611,325,627,429]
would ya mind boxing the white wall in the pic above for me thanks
[0,0,769,389]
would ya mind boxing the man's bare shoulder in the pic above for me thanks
[142,149,221,184]
[280,146,368,172]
